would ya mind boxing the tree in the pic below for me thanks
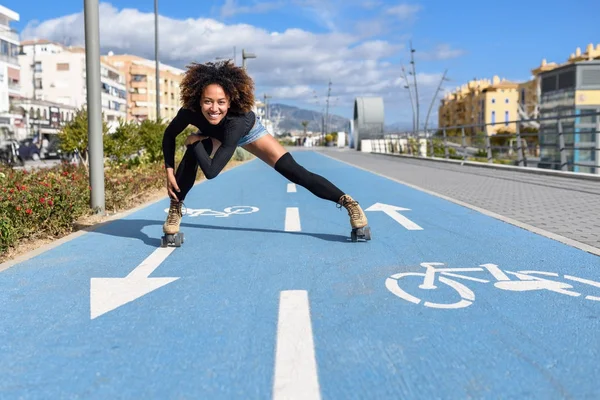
[58,108,109,173]
[301,120,309,136]
[104,119,143,165]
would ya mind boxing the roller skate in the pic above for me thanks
[338,194,372,242]
[161,198,185,247]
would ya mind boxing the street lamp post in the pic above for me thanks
[154,0,160,121]
[83,0,105,213]
[401,64,416,136]
[242,49,256,69]
[409,41,419,134]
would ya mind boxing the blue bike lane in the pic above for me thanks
[0,151,599,399]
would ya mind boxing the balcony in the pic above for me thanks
[131,93,147,102]
[0,53,18,66]
[8,82,20,92]
[131,107,149,116]
[0,28,19,43]
[130,80,148,89]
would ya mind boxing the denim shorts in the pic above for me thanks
[237,116,269,146]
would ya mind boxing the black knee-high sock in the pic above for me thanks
[174,139,213,201]
[274,152,344,202]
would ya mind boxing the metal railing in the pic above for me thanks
[367,111,600,175]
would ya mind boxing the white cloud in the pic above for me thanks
[20,2,450,123]
[220,0,283,18]
[385,4,421,20]
[418,44,465,61]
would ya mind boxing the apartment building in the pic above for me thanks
[438,75,519,135]
[19,40,127,128]
[0,5,24,139]
[532,43,600,173]
[102,54,184,122]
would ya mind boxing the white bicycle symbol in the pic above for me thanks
[385,262,600,309]
[163,205,259,218]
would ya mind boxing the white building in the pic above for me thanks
[19,40,127,129]
[0,5,23,140]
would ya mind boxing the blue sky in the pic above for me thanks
[3,0,600,126]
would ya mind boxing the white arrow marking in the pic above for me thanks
[287,183,297,193]
[90,247,179,319]
[365,202,423,230]
[273,290,321,400]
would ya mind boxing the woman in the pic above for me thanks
[161,60,370,241]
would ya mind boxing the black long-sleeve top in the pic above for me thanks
[162,107,256,179]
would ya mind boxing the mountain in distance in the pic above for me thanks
[267,103,350,133]
[266,103,413,134]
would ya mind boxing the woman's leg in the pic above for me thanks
[242,134,368,229]
[163,138,214,235]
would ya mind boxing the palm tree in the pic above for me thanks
[301,120,309,136]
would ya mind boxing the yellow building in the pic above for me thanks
[102,54,185,122]
[438,75,519,135]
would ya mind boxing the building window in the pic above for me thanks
[491,98,495,103]
[505,98,509,103]
[34,62,42,72]
[491,111,496,124]
[505,111,509,126]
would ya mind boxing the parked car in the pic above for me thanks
[44,136,64,160]
[18,138,41,161]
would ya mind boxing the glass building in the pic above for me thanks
[538,61,600,174]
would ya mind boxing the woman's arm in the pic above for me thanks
[190,116,248,179]
[162,108,192,169]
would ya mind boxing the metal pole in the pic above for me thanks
[325,80,332,136]
[84,0,105,213]
[516,123,524,167]
[485,132,492,163]
[461,126,467,162]
[443,128,449,159]
[558,119,568,171]
[154,0,160,121]
[424,69,448,133]
[400,65,416,135]
[409,41,420,134]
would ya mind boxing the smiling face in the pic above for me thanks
[200,83,230,125]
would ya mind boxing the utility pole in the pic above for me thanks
[84,0,105,213]
[409,41,419,134]
[325,79,332,135]
[154,0,160,121]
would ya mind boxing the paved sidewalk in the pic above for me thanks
[319,148,600,254]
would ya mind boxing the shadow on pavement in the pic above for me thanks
[76,218,356,246]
